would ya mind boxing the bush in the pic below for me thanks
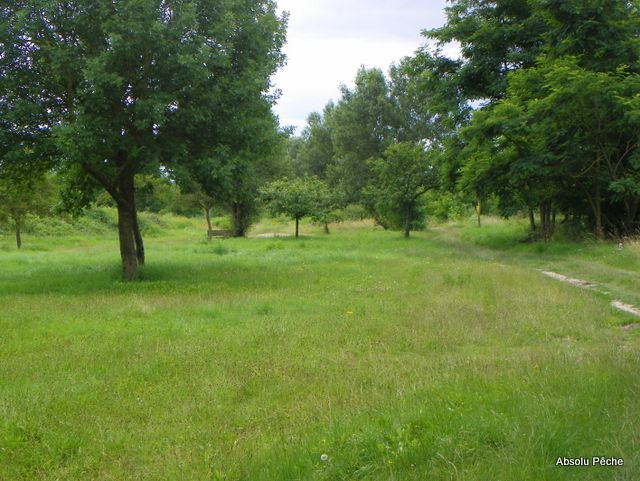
[424,191,472,221]
[13,207,175,237]
[340,203,369,221]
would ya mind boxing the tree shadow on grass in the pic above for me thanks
[0,255,298,297]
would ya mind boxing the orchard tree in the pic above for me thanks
[260,176,332,238]
[183,107,289,237]
[0,176,55,248]
[1,0,286,279]
[367,142,439,238]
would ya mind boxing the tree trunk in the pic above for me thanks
[475,200,482,227]
[594,185,604,240]
[132,205,145,265]
[81,155,142,280]
[117,202,138,281]
[622,197,639,236]
[404,212,411,238]
[539,203,554,241]
[205,205,216,239]
[205,206,213,232]
[231,202,246,237]
[295,216,299,238]
[529,209,536,233]
[323,222,330,234]
[15,222,22,249]
[116,173,139,281]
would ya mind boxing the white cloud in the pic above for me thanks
[272,0,452,132]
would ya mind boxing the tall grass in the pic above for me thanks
[0,216,638,480]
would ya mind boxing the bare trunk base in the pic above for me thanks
[117,200,138,281]
[529,209,536,233]
[132,207,145,265]
[15,223,21,249]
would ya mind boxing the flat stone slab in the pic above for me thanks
[539,270,598,288]
[612,300,640,319]
[539,270,640,328]
[621,323,640,331]
[252,233,292,238]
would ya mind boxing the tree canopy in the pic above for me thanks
[1,0,286,278]
[260,176,333,238]
[367,142,439,237]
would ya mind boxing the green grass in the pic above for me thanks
[448,217,640,307]
[1,215,638,480]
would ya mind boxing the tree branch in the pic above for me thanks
[81,162,126,206]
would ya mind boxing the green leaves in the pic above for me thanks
[366,142,439,236]
[329,67,397,203]
[260,176,334,231]
[1,0,287,275]
[415,0,640,237]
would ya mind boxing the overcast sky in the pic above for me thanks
[272,0,453,133]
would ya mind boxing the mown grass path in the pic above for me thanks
[1,221,638,480]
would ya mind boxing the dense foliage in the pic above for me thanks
[0,0,286,278]
[0,175,55,248]
[366,142,439,237]
[425,0,640,239]
[283,0,640,240]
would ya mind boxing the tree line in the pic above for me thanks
[284,0,640,242]
[2,0,640,280]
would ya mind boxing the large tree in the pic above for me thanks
[1,0,286,279]
[329,67,398,204]
[181,107,288,237]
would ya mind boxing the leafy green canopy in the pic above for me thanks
[328,67,398,203]
[0,175,56,247]
[260,176,333,236]
[1,0,287,277]
[366,142,439,236]
[411,0,640,238]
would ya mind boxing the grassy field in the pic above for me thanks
[1,214,639,480]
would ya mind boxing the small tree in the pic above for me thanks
[260,177,332,237]
[310,186,341,234]
[0,176,55,248]
[368,142,439,238]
